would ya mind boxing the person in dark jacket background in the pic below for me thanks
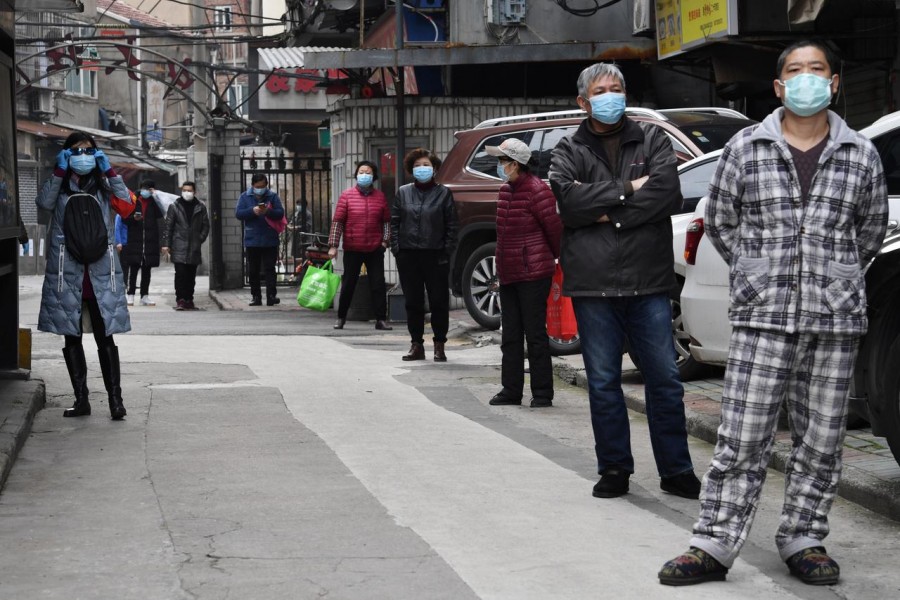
[549,62,699,500]
[486,138,562,409]
[391,148,458,362]
[328,160,392,331]
[235,173,285,306]
[122,179,163,306]
[162,181,210,311]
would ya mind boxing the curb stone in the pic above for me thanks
[0,379,46,493]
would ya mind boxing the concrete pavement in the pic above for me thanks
[5,273,900,598]
[6,274,900,519]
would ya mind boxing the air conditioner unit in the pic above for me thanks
[30,89,56,116]
[487,0,526,26]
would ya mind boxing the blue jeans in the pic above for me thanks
[573,293,693,478]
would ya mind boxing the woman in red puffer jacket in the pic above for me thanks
[328,160,392,331]
[486,138,563,408]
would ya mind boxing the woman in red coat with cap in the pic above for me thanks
[487,138,563,408]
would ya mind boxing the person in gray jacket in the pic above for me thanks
[162,181,210,311]
[549,63,699,500]
[660,40,888,588]
[37,131,131,420]
[390,148,458,362]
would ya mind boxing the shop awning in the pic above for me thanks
[51,121,139,142]
[16,120,72,139]
[258,47,351,70]
[16,120,168,173]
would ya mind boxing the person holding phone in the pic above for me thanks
[235,173,285,306]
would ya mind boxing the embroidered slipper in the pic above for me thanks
[786,546,840,585]
[659,547,728,586]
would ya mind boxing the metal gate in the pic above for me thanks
[239,149,331,286]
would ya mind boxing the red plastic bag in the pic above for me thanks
[110,190,136,218]
[546,263,578,340]
[265,214,288,234]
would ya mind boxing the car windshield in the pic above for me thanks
[675,123,753,154]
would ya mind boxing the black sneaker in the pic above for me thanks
[249,297,262,306]
[660,471,702,499]
[529,397,553,408]
[267,297,281,306]
[592,469,630,498]
[489,393,522,406]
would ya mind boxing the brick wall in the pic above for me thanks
[210,123,246,290]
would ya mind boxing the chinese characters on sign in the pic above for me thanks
[264,69,347,95]
[656,0,738,60]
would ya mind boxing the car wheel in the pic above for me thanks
[462,242,502,330]
[670,280,705,381]
[549,334,581,356]
[627,280,705,381]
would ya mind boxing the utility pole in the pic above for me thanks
[395,0,405,193]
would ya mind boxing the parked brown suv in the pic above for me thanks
[437,107,756,355]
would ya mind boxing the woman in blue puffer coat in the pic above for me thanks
[37,131,132,420]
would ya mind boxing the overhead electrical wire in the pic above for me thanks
[552,0,624,18]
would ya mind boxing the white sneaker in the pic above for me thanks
[140,295,156,306]
[126,294,134,306]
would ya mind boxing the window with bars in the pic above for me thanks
[214,6,233,32]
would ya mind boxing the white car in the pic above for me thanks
[669,151,728,379]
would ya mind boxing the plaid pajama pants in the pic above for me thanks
[690,327,858,568]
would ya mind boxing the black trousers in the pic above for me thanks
[64,297,115,351]
[246,246,278,300]
[174,263,199,302]
[396,250,450,344]
[127,263,152,296]
[499,277,554,401]
[338,248,388,320]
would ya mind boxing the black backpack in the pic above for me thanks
[63,192,109,264]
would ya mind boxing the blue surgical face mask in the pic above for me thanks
[69,155,96,175]
[412,166,433,183]
[778,73,834,117]
[140,189,152,198]
[356,173,373,187]
[252,187,267,196]
[496,163,509,182]
[588,92,626,125]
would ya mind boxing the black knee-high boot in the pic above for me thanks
[98,344,126,420]
[62,345,91,417]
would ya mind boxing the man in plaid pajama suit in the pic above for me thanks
[660,40,889,586]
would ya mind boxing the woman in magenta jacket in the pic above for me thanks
[487,138,563,408]
[328,160,392,330]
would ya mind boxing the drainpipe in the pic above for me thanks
[250,0,263,37]
[135,32,143,148]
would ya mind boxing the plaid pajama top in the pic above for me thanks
[706,108,889,336]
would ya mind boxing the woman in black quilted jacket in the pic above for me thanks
[122,179,163,306]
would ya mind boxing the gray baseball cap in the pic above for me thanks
[485,138,532,165]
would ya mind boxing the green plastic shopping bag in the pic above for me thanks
[297,260,341,311]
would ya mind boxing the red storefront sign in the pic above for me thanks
[265,68,348,95]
